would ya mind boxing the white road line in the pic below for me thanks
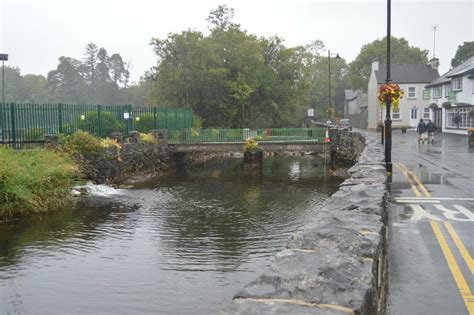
[395,200,440,203]
[396,197,474,201]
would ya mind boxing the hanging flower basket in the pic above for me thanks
[378,83,404,109]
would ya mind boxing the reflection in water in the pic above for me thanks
[0,156,341,315]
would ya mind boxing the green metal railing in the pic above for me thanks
[168,128,326,143]
[0,103,193,145]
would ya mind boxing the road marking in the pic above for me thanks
[396,197,474,201]
[394,162,421,197]
[444,222,474,275]
[409,204,442,221]
[454,205,474,220]
[395,199,440,203]
[434,205,474,222]
[430,221,474,315]
[397,162,431,197]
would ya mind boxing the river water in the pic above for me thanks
[0,156,341,314]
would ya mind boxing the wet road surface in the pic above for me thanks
[387,131,474,314]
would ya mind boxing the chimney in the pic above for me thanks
[371,60,379,71]
[429,57,440,70]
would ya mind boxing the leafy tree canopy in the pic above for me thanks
[147,6,348,128]
[451,41,474,67]
[348,36,428,91]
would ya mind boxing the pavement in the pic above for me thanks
[385,130,474,315]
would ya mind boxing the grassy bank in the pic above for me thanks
[0,148,78,219]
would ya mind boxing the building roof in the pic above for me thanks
[446,55,474,78]
[426,56,474,87]
[344,90,358,101]
[375,64,439,84]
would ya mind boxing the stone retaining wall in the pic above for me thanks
[79,141,170,184]
[223,131,387,314]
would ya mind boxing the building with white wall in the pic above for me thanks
[367,61,439,129]
[425,56,474,134]
[344,90,368,129]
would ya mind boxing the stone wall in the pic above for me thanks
[223,131,387,314]
[329,129,366,167]
[79,141,170,185]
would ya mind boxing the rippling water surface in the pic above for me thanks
[0,156,341,314]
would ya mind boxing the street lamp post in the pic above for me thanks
[0,54,8,104]
[328,50,340,120]
[385,0,393,174]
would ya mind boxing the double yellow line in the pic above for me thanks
[394,162,474,314]
[393,162,431,197]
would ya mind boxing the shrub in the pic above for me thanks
[22,127,45,141]
[60,130,103,157]
[192,115,203,128]
[244,137,259,153]
[139,132,156,144]
[0,148,78,218]
[133,113,155,133]
[60,131,122,159]
[76,111,125,137]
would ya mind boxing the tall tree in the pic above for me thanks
[451,41,474,67]
[147,6,323,128]
[348,37,428,91]
[47,57,90,103]
[83,43,99,85]
[110,53,128,87]
[206,4,238,30]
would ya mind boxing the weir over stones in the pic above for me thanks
[222,131,387,314]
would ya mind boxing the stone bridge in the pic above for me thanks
[167,141,328,153]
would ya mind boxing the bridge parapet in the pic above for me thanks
[167,128,326,144]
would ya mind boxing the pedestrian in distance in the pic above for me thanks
[416,119,426,144]
[426,119,437,144]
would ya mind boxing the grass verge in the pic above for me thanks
[0,148,78,219]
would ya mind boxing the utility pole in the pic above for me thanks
[385,0,392,174]
[0,54,8,104]
[432,25,438,59]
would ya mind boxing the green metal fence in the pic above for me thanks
[168,128,326,143]
[0,103,193,145]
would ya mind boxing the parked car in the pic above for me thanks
[338,119,352,131]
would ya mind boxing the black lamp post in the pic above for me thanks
[328,49,340,119]
[385,0,393,174]
[0,54,8,104]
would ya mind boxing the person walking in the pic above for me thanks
[416,119,426,144]
[426,119,437,144]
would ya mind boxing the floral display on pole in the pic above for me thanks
[378,83,404,109]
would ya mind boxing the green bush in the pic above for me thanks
[192,115,203,128]
[132,113,155,133]
[22,127,45,141]
[76,111,125,137]
[0,148,78,218]
[60,130,103,157]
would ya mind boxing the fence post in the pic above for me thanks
[165,108,168,130]
[10,103,16,146]
[97,104,102,138]
[0,103,3,143]
[153,106,157,130]
[128,104,132,135]
[58,103,63,134]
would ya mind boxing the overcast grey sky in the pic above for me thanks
[1,0,473,82]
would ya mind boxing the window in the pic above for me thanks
[423,108,430,119]
[411,108,417,120]
[408,87,416,98]
[452,77,463,91]
[445,107,474,129]
[392,107,401,120]
[433,86,442,98]
[445,84,451,97]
